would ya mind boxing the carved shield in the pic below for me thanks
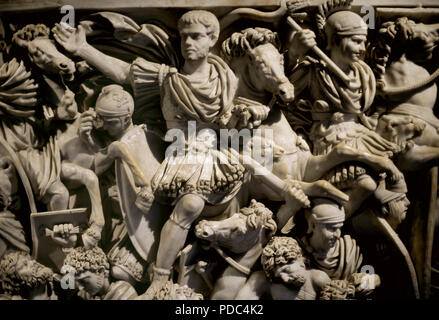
[350,208,420,299]
[115,125,171,263]
[30,208,88,272]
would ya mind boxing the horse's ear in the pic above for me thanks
[242,39,256,61]
[12,36,29,49]
[247,47,256,62]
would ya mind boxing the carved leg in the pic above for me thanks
[211,267,250,300]
[304,144,403,183]
[211,243,264,300]
[397,145,439,172]
[61,162,105,248]
[44,180,69,211]
[235,271,269,300]
[139,194,205,299]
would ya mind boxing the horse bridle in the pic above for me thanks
[209,242,252,275]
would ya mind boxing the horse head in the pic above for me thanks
[222,28,294,103]
[195,200,277,254]
[12,24,75,81]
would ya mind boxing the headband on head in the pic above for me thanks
[95,84,134,117]
[325,11,368,38]
[309,198,345,224]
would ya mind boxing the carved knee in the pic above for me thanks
[179,194,205,217]
[111,265,137,286]
[82,169,99,187]
[46,181,69,210]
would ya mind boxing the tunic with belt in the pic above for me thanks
[129,54,245,205]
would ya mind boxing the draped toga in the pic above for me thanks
[301,235,363,280]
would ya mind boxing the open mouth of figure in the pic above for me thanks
[61,71,75,82]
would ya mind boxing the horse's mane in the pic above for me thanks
[8,24,53,86]
[12,24,50,44]
[0,58,39,118]
[220,27,280,64]
[239,199,277,234]
[367,17,419,89]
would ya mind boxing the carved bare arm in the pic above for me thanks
[303,144,404,184]
[52,23,130,84]
[94,141,154,212]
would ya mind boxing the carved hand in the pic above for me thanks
[52,23,87,56]
[82,224,102,250]
[350,273,381,296]
[288,28,317,58]
[246,104,270,128]
[299,180,350,205]
[283,179,311,209]
[56,89,78,120]
[381,158,404,185]
[50,223,78,248]
[135,185,155,213]
[78,109,96,147]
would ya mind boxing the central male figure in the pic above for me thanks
[53,10,258,297]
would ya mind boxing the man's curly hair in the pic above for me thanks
[12,24,50,45]
[261,236,304,281]
[319,279,355,300]
[0,250,53,295]
[63,246,110,277]
[153,281,203,300]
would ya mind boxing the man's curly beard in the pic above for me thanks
[289,273,306,288]
[7,262,53,295]
[24,263,53,290]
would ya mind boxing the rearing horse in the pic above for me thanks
[221,27,405,222]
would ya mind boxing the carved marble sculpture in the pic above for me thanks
[0,0,438,301]
[62,246,138,300]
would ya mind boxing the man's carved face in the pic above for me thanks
[311,221,343,252]
[334,34,367,65]
[12,254,53,299]
[180,23,214,61]
[388,195,410,227]
[274,259,307,287]
[75,270,106,296]
[96,114,129,138]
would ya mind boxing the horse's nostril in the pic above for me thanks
[59,63,68,69]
